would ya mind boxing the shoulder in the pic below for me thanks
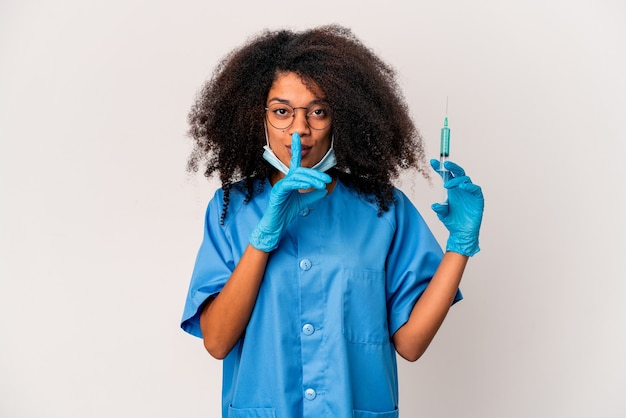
[335,180,380,213]
[211,177,268,201]
[336,177,418,214]
[336,181,421,230]
[389,188,417,213]
[377,187,430,235]
[338,181,416,212]
[206,178,269,225]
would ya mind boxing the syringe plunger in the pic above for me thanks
[439,116,450,204]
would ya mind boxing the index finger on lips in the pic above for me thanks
[289,132,302,171]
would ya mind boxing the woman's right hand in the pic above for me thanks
[249,133,331,252]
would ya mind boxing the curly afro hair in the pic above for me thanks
[187,24,429,220]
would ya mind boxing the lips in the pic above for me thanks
[287,144,312,157]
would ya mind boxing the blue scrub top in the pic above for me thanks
[181,178,461,418]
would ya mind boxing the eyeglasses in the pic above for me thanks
[264,102,332,130]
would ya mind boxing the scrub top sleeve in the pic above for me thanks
[385,191,463,337]
[180,190,235,338]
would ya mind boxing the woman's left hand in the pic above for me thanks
[430,159,484,257]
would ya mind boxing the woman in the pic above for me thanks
[181,24,484,418]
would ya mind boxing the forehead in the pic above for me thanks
[268,72,325,101]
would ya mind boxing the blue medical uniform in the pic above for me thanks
[181,178,461,418]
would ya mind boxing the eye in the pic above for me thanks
[268,104,293,119]
[308,105,330,120]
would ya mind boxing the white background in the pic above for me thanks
[1,1,625,417]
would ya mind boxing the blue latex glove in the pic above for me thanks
[249,133,331,252]
[430,159,484,257]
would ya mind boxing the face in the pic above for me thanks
[265,72,332,172]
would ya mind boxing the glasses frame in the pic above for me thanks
[264,103,332,131]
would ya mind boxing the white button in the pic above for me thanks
[302,324,315,336]
[299,259,312,271]
[304,388,317,400]
[300,207,311,216]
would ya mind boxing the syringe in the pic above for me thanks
[439,100,450,204]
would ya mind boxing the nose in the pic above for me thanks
[289,108,311,136]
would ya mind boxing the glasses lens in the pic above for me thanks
[265,103,331,130]
[266,103,294,130]
[306,104,331,130]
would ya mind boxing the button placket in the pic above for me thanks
[297,227,325,415]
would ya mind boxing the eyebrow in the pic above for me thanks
[266,97,328,106]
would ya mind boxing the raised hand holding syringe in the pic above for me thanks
[429,101,485,256]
